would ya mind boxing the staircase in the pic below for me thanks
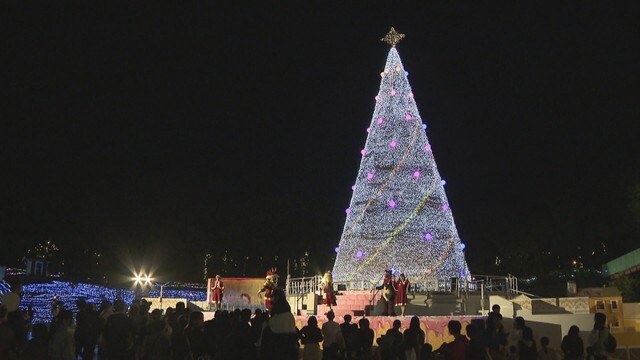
[316,290,380,316]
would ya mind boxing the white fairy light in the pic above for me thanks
[332,46,470,284]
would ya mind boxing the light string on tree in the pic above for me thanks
[332,28,470,284]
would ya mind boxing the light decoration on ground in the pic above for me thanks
[332,28,470,284]
[13,281,206,323]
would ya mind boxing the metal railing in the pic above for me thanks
[286,274,521,299]
[286,275,323,296]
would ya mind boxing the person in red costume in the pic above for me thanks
[322,271,337,312]
[210,275,225,311]
[258,267,278,311]
[395,273,410,316]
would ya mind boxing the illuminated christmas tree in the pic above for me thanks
[332,28,470,284]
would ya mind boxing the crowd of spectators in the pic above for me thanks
[0,280,618,360]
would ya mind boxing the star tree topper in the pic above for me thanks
[381,27,405,47]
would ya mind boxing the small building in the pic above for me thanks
[23,257,49,277]
[578,287,624,330]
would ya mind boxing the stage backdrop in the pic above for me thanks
[207,277,264,306]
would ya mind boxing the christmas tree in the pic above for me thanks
[332,28,470,285]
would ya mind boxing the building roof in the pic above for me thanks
[577,287,621,297]
[602,248,640,278]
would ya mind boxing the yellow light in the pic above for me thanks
[134,274,141,284]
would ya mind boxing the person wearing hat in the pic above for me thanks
[258,268,278,311]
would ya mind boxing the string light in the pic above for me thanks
[332,46,470,284]
[17,281,206,323]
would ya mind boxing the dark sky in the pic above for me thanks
[2,3,639,280]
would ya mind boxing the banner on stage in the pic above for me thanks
[207,277,264,305]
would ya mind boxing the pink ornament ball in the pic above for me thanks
[360,149,367,155]
[367,172,374,180]
[388,200,396,208]
[375,96,379,101]
[408,92,414,98]
[377,117,384,124]
[366,127,371,133]
[424,233,433,241]
[356,250,364,259]
[425,145,432,152]
[345,208,351,214]
[389,140,397,148]
[351,185,356,191]
[405,113,412,120]
[413,171,420,178]
[335,247,340,253]
[442,203,449,211]
[390,89,396,96]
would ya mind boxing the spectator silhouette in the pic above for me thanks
[402,316,425,360]
[561,325,584,360]
[259,288,297,360]
[300,315,323,360]
[353,318,374,360]
[378,319,403,360]
[48,309,76,360]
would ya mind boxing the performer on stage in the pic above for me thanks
[376,269,397,316]
[321,271,337,312]
[395,273,410,316]
[258,267,278,311]
[210,274,225,311]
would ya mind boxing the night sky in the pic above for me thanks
[2,3,639,281]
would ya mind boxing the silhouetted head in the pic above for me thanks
[594,312,606,328]
[448,320,462,335]
[568,325,580,336]
[308,316,318,327]
[359,318,370,329]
